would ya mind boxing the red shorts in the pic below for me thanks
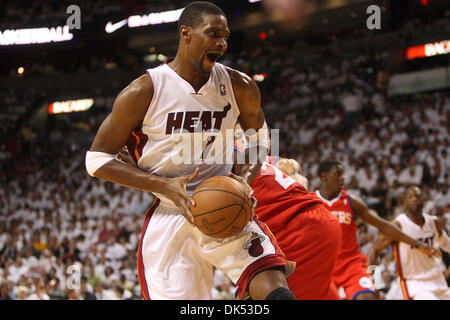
[266,203,342,300]
[332,254,376,300]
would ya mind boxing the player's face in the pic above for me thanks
[405,187,423,214]
[188,14,229,74]
[327,165,345,192]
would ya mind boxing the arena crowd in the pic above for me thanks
[1,2,449,300]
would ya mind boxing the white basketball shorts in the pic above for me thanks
[137,198,293,300]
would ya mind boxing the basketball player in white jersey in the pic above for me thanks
[85,2,295,300]
[368,186,450,300]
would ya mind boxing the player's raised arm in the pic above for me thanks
[86,73,197,223]
[351,195,439,257]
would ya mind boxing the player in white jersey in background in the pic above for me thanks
[85,2,295,300]
[368,186,450,300]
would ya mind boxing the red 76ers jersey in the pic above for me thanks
[251,163,323,234]
[315,190,361,261]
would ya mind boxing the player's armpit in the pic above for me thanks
[117,146,137,167]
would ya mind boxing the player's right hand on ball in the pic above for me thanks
[163,167,199,226]
[227,172,257,220]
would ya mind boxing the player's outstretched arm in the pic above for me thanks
[87,73,197,223]
[351,195,439,257]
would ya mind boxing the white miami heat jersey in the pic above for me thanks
[137,62,240,204]
[393,213,445,281]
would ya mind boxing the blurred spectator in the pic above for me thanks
[16,286,30,300]
[27,281,50,300]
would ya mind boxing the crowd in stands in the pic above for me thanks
[0,89,46,144]
[1,67,448,301]
[262,59,450,221]
[1,3,449,301]
[0,145,237,300]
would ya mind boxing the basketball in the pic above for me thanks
[190,176,252,239]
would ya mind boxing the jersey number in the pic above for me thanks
[202,136,216,159]
[262,164,296,190]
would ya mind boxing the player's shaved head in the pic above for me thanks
[178,1,226,30]
[405,185,421,196]
[317,160,341,179]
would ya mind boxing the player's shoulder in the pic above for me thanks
[394,212,409,223]
[423,213,437,220]
[346,190,366,205]
[127,72,154,94]
[224,65,250,80]
[423,213,438,225]
[345,191,368,213]
[121,72,153,102]
[112,72,154,118]
[224,66,260,113]
[341,189,351,199]
[224,65,257,92]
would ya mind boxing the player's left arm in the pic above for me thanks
[227,67,266,186]
[434,217,450,253]
[351,195,440,257]
[226,67,264,131]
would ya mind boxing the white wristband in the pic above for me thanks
[85,151,116,177]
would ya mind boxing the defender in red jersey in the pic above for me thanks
[235,155,343,300]
[316,160,434,300]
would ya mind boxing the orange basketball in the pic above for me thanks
[190,176,252,239]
